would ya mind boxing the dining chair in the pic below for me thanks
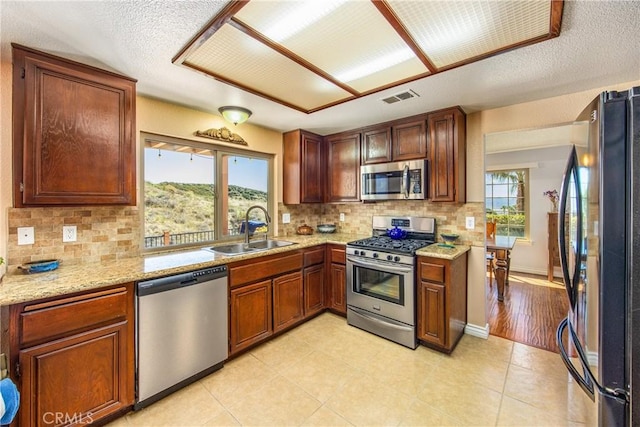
[486,221,497,286]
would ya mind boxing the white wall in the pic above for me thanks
[486,145,572,276]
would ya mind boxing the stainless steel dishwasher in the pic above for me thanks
[135,265,228,409]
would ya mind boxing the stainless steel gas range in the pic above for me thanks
[346,216,435,349]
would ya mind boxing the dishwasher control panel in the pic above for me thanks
[137,265,228,296]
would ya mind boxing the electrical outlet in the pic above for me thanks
[63,225,77,242]
[17,227,35,245]
[465,217,475,230]
[282,213,291,224]
[339,213,345,222]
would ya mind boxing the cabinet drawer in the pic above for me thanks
[303,247,325,267]
[20,287,129,347]
[230,252,303,288]
[420,262,445,284]
[329,247,346,264]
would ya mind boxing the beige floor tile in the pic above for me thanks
[125,381,226,427]
[398,399,462,426]
[497,395,575,426]
[503,363,572,420]
[226,375,321,426]
[325,375,415,426]
[416,373,502,426]
[250,331,315,372]
[202,411,241,427]
[511,342,567,376]
[280,349,357,402]
[200,353,277,408]
[105,416,130,427]
[453,334,515,364]
[436,349,510,393]
[301,406,353,427]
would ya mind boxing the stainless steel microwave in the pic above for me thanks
[361,159,427,201]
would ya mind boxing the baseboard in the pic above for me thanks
[464,323,489,339]
[587,350,598,368]
[510,266,559,278]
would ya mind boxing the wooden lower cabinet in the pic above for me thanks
[273,271,304,333]
[1,284,135,427]
[230,279,273,354]
[327,245,347,315]
[20,323,130,426]
[417,253,468,352]
[304,263,325,317]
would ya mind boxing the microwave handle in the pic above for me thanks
[402,164,409,199]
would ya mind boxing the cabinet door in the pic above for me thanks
[19,322,133,426]
[417,281,446,347]
[13,45,136,206]
[304,264,325,317]
[301,132,324,203]
[428,109,466,202]
[273,271,304,333]
[329,263,347,315]
[230,280,273,354]
[393,120,426,161]
[326,133,361,202]
[362,127,392,164]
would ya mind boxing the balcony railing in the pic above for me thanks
[144,230,216,248]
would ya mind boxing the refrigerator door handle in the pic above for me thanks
[557,317,629,405]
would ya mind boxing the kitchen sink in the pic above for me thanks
[204,240,296,256]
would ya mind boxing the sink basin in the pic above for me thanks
[248,240,296,250]
[204,240,296,256]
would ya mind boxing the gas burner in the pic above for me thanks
[348,235,434,255]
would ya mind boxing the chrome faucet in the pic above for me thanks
[244,205,271,244]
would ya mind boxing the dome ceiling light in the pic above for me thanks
[218,106,252,125]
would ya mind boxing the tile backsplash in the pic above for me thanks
[278,200,485,246]
[6,201,484,269]
[7,206,140,268]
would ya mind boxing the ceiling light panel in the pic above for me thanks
[235,0,429,93]
[183,24,352,111]
[388,0,552,68]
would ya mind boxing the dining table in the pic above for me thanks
[487,236,518,302]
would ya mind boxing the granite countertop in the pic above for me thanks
[416,243,471,260]
[0,233,368,306]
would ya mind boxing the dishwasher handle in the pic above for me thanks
[138,265,227,297]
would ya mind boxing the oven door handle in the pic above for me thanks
[347,257,413,274]
[349,307,414,332]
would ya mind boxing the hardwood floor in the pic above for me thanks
[487,272,569,353]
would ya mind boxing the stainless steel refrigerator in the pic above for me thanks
[556,87,638,426]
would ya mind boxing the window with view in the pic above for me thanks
[485,169,529,238]
[142,134,272,250]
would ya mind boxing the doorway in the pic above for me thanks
[484,123,586,353]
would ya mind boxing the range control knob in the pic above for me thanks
[372,253,379,258]
[354,250,361,256]
[361,251,366,257]
[394,256,401,262]
[386,255,393,261]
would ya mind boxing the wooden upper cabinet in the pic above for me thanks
[427,107,466,203]
[393,119,427,161]
[362,127,392,164]
[12,44,136,207]
[362,120,426,164]
[326,132,361,202]
[283,129,324,204]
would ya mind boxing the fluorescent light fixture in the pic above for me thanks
[218,106,252,125]
[335,47,415,83]
[263,0,347,42]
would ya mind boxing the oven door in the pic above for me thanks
[346,255,414,325]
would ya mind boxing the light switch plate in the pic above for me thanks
[339,213,345,222]
[282,213,291,224]
[465,217,475,230]
[63,225,77,242]
[17,227,35,245]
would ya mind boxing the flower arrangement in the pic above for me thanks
[543,189,559,212]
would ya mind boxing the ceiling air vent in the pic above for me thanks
[381,89,420,105]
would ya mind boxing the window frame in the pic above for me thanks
[140,132,274,252]
[485,168,530,239]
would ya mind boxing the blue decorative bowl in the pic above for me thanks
[18,259,60,274]
[386,226,407,240]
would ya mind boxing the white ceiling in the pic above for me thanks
[2,1,639,136]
